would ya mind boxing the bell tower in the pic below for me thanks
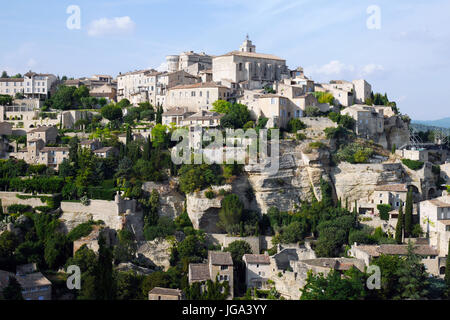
[239,34,256,53]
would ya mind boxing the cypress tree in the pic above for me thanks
[404,189,413,237]
[125,125,132,145]
[143,137,152,161]
[395,203,404,244]
[94,235,116,300]
[445,239,450,298]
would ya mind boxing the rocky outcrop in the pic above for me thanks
[142,179,185,219]
[136,238,173,271]
[244,141,330,213]
[331,162,404,205]
[186,185,232,233]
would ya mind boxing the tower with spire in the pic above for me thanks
[239,34,256,53]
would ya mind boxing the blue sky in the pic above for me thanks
[1,0,449,120]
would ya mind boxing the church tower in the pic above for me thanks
[239,34,256,53]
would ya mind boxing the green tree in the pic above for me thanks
[404,189,413,237]
[217,194,244,232]
[94,235,116,300]
[395,241,429,299]
[395,203,404,244]
[117,99,131,109]
[101,104,123,121]
[286,118,306,133]
[300,268,366,300]
[2,276,24,300]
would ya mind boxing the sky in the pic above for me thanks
[0,0,449,120]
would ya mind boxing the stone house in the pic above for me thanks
[188,251,234,299]
[12,139,69,170]
[419,195,450,258]
[341,104,384,141]
[27,125,58,144]
[243,253,271,289]
[212,37,289,90]
[80,139,102,151]
[162,107,194,127]
[165,82,231,112]
[348,243,440,276]
[93,146,118,158]
[148,287,184,300]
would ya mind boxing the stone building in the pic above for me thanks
[243,253,271,289]
[162,107,194,127]
[348,243,440,276]
[27,125,58,144]
[212,36,289,90]
[341,104,384,140]
[148,287,184,300]
[117,69,198,106]
[419,195,450,258]
[352,79,372,104]
[0,71,57,99]
[188,251,234,299]
[165,82,230,112]
[166,51,213,76]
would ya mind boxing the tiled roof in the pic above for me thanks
[374,184,408,192]
[243,254,270,265]
[170,82,228,90]
[149,287,183,296]
[429,199,450,208]
[356,244,438,257]
[163,107,192,116]
[16,272,51,289]
[189,263,210,281]
[40,147,69,152]
[0,78,24,82]
[217,51,285,61]
[184,111,223,121]
[209,251,233,266]
[93,146,115,153]
[28,126,56,133]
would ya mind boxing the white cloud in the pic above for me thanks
[305,60,355,77]
[304,60,385,81]
[156,61,168,72]
[87,16,135,37]
[361,63,384,76]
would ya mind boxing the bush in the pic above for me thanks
[205,190,216,199]
[295,133,306,141]
[309,142,325,149]
[304,106,321,117]
[67,221,96,241]
[401,159,424,170]
[335,143,374,164]
[7,204,32,214]
[287,118,306,133]
[377,204,391,221]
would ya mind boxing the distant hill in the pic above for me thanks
[410,123,450,136]
[412,117,450,129]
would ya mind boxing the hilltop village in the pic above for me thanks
[0,37,449,300]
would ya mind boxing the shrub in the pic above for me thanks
[67,221,96,241]
[205,190,216,199]
[7,204,32,214]
[287,118,306,133]
[377,204,392,221]
[304,106,321,117]
[309,142,325,149]
[295,133,306,141]
[401,159,424,170]
[335,143,374,164]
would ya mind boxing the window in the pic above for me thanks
[220,265,228,270]
[380,200,383,204]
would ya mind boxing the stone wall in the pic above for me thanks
[60,200,123,232]
[206,234,273,254]
[0,192,53,210]
[136,239,172,271]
